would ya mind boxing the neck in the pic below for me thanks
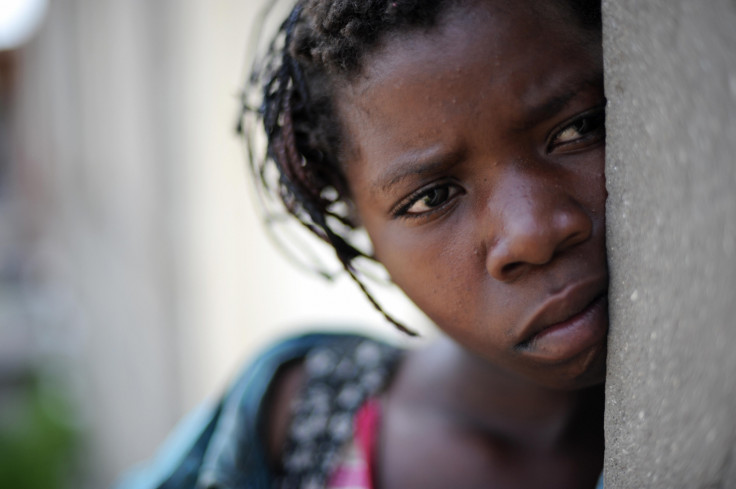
[390,335,604,449]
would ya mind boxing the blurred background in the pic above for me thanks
[0,1,432,487]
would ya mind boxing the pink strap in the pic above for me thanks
[326,399,381,489]
[354,399,381,489]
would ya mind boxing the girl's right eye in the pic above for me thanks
[394,183,463,219]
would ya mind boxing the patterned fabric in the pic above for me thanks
[277,338,400,489]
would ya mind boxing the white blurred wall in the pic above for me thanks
[11,0,430,487]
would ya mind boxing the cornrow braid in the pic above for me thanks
[290,0,447,74]
[239,0,601,336]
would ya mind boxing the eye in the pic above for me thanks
[548,106,606,152]
[394,183,463,218]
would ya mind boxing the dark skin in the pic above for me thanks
[269,1,608,487]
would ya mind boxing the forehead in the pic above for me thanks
[335,0,601,172]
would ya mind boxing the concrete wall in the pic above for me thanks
[603,1,736,487]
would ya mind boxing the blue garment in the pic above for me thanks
[118,333,360,489]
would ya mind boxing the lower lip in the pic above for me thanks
[524,294,608,363]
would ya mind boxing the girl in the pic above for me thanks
[123,0,607,487]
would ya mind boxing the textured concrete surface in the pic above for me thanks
[603,1,736,487]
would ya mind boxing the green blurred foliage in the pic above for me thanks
[0,374,79,489]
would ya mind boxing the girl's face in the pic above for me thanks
[338,0,608,390]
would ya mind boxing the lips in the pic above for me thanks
[516,277,609,363]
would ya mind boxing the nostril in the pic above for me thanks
[501,261,524,277]
[561,229,589,252]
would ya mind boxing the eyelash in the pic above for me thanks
[547,105,606,152]
[393,182,463,219]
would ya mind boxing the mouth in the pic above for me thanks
[516,279,609,364]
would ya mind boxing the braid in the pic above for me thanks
[238,0,601,336]
[241,0,449,335]
[292,0,446,74]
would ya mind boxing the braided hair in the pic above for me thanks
[238,0,602,336]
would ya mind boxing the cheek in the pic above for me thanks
[568,147,607,219]
[368,218,469,287]
[365,217,493,334]
[591,147,607,201]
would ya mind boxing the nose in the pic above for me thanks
[484,172,593,282]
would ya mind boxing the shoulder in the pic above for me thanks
[265,356,306,465]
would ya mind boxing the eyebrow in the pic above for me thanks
[373,147,462,194]
[515,73,603,131]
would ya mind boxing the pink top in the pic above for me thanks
[326,398,381,489]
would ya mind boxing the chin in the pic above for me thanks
[562,347,607,391]
[531,341,608,391]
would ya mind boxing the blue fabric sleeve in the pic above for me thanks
[115,332,361,489]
